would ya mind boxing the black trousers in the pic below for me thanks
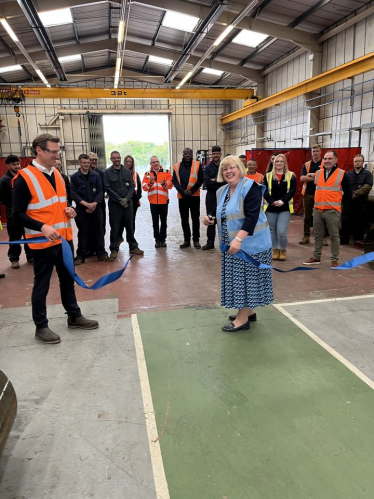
[6,214,32,262]
[205,191,217,245]
[178,196,200,241]
[32,241,81,328]
[119,198,139,238]
[150,203,168,241]
[75,207,107,259]
[109,200,138,252]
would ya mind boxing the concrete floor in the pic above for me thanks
[1,191,374,497]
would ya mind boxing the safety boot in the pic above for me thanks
[278,250,287,261]
[35,327,61,344]
[299,236,309,244]
[67,315,99,329]
[272,249,280,260]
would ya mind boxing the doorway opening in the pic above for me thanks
[103,114,170,174]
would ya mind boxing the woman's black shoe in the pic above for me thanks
[222,321,250,332]
[228,313,257,322]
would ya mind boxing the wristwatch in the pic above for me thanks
[235,236,242,242]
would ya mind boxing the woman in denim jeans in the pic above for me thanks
[263,154,296,261]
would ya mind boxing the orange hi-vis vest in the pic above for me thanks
[15,165,73,249]
[301,160,324,195]
[142,168,173,204]
[314,167,344,212]
[173,161,200,199]
[245,172,264,183]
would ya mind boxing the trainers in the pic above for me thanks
[110,251,118,259]
[35,327,61,344]
[74,258,85,266]
[180,241,191,248]
[11,261,20,269]
[193,241,201,249]
[130,247,144,255]
[155,240,161,248]
[299,236,309,244]
[202,243,214,250]
[97,255,114,262]
[67,315,99,329]
[303,257,321,265]
[331,261,339,268]
[160,241,167,247]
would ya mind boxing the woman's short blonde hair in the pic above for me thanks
[217,155,246,182]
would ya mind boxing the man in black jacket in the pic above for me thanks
[70,154,112,264]
[0,154,32,268]
[340,154,373,243]
[202,146,225,250]
[89,151,106,234]
[104,151,144,258]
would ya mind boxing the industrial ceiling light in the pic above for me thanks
[0,18,18,41]
[39,8,73,27]
[117,20,125,43]
[0,64,23,73]
[149,55,173,66]
[59,54,81,63]
[232,29,268,48]
[202,68,223,76]
[113,0,131,89]
[162,11,199,32]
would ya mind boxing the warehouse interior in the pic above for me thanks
[1,0,374,497]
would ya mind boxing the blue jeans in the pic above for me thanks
[265,211,291,250]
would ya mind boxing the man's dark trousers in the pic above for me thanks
[75,207,106,259]
[150,204,168,241]
[6,213,32,262]
[109,201,138,252]
[205,190,217,245]
[32,241,81,328]
[178,196,200,241]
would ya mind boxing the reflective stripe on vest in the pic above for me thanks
[25,221,72,235]
[314,168,344,212]
[264,172,294,213]
[173,161,200,198]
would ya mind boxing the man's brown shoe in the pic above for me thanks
[74,258,85,266]
[299,236,309,244]
[110,251,118,259]
[11,261,20,269]
[35,327,61,344]
[303,257,321,265]
[193,241,201,249]
[331,261,339,268]
[68,315,99,329]
[180,241,191,248]
[98,255,113,262]
[130,247,144,255]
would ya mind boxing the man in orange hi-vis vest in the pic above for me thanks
[303,150,351,269]
[12,134,99,345]
[172,147,204,249]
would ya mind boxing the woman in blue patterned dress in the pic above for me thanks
[204,156,273,332]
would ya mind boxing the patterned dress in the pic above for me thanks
[221,193,274,309]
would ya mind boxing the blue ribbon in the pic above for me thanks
[0,236,133,289]
[220,243,374,272]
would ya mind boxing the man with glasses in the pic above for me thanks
[12,134,98,344]
[142,156,173,247]
[202,145,225,250]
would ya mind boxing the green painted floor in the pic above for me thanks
[138,307,374,499]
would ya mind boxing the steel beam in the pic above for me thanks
[221,51,374,124]
[9,87,254,100]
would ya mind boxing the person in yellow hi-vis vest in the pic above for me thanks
[263,154,297,262]
[172,147,204,249]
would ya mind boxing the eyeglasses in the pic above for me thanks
[44,148,60,154]
[90,158,98,161]
[222,166,238,172]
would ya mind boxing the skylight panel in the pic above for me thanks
[149,55,173,66]
[162,11,199,32]
[232,29,268,48]
[59,54,81,63]
[39,8,73,27]
[202,68,223,76]
[0,65,23,74]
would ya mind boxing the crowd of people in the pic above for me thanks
[0,133,373,339]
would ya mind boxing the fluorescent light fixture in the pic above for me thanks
[0,64,23,74]
[39,8,73,27]
[232,29,268,48]
[59,54,81,63]
[35,69,51,87]
[117,20,125,43]
[115,57,121,72]
[213,25,234,47]
[202,68,223,76]
[149,55,173,66]
[114,69,120,89]
[0,18,18,42]
[162,11,199,32]
[176,70,193,89]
